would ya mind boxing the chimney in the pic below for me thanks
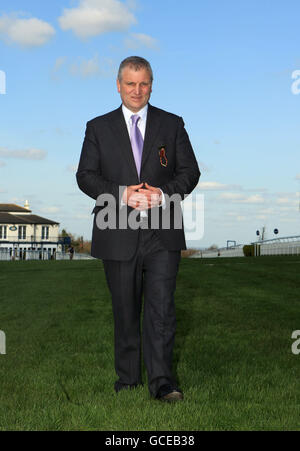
[24,200,30,210]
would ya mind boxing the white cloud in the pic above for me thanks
[40,206,61,214]
[198,161,211,173]
[198,181,243,191]
[125,33,158,49]
[70,55,102,77]
[255,214,268,220]
[51,55,116,79]
[220,192,244,200]
[7,197,26,204]
[58,0,136,39]
[0,147,47,160]
[73,213,91,220]
[277,196,291,205]
[70,54,115,78]
[276,194,299,207]
[257,207,275,215]
[220,192,265,204]
[239,194,265,204]
[0,161,6,168]
[66,165,78,173]
[0,14,55,47]
[51,56,67,80]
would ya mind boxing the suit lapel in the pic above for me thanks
[107,106,139,180]
[141,104,162,171]
[106,104,162,181]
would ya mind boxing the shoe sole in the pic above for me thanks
[160,391,184,402]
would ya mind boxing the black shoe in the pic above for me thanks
[156,384,184,402]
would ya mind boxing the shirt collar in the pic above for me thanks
[122,103,148,125]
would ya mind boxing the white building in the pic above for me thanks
[0,201,61,259]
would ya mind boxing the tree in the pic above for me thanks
[207,244,218,251]
[60,228,91,254]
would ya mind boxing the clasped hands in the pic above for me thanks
[122,182,162,211]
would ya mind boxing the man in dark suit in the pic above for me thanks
[76,56,200,402]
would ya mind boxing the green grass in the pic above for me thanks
[0,256,299,430]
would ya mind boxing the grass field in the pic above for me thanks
[0,256,299,431]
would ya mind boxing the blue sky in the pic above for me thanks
[0,0,300,248]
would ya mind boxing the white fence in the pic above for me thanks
[193,246,244,259]
[0,250,94,261]
[259,241,300,256]
[192,236,300,258]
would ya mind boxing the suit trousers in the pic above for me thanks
[102,225,181,397]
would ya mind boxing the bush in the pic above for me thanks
[243,244,255,257]
[181,249,198,258]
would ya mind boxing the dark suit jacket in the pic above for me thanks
[76,103,200,260]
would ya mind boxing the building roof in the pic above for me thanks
[0,204,32,213]
[0,212,59,225]
[0,203,59,225]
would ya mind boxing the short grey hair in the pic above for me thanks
[118,56,153,82]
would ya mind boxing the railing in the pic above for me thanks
[0,235,69,244]
[192,236,300,259]
[192,245,244,258]
[259,241,300,256]
[253,235,300,244]
[0,249,94,261]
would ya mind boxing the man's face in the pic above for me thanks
[117,66,152,113]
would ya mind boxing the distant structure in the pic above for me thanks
[0,201,60,259]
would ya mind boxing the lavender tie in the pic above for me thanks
[130,114,144,177]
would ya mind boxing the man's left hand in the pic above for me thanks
[138,183,162,209]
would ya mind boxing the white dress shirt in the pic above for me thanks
[121,103,165,217]
[122,103,148,141]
